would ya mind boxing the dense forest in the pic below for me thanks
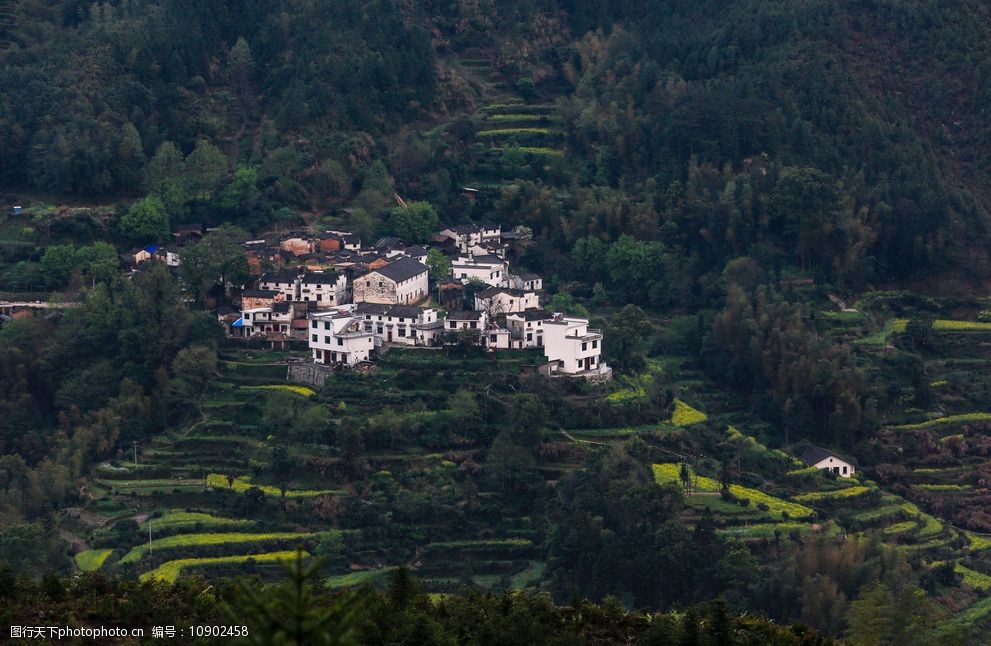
[4,0,991,642]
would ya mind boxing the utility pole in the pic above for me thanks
[132,441,138,468]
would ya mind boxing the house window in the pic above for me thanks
[526,333,532,341]
[450,322,457,329]
[311,320,317,328]
[244,313,250,320]
[378,281,383,287]
[324,322,330,330]
[377,326,383,334]
[490,335,497,342]
[312,334,317,342]
[843,466,848,475]
[316,294,322,301]
[337,338,343,346]
[324,336,331,343]
[592,340,598,348]
[470,322,477,329]
[582,342,587,351]
[398,328,406,337]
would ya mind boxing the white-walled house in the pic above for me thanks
[258,271,299,299]
[474,287,540,315]
[505,309,553,348]
[309,307,375,366]
[514,273,543,292]
[445,310,487,336]
[299,272,348,308]
[542,313,610,378]
[258,271,348,309]
[484,324,511,350]
[451,253,506,287]
[352,257,429,305]
[355,303,442,347]
[241,303,293,336]
[801,447,856,477]
[440,223,500,252]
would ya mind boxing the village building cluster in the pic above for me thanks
[224,223,611,379]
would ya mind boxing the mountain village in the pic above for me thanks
[137,221,611,381]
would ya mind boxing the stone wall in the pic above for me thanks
[353,276,397,304]
[287,361,335,388]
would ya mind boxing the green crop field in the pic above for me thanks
[671,399,707,426]
[141,550,307,583]
[142,511,253,532]
[652,464,814,519]
[888,413,991,431]
[119,531,316,565]
[206,474,340,498]
[74,549,113,571]
[793,486,873,502]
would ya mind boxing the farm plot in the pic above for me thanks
[206,474,341,498]
[119,531,317,565]
[652,463,814,520]
[74,549,113,571]
[141,550,307,584]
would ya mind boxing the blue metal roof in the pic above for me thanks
[231,317,244,328]
[143,244,161,254]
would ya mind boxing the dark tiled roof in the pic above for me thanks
[476,287,523,298]
[456,253,503,265]
[374,236,403,249]
[447,310,483,320]
[242,289,280,298]
[519,272,541,281]
[356,303,392,316]
[260,270,299,284]
[300,272,338,284]
[512,309,552,321]
[272,302,292,314]
[373,257,428,283]
[801,446,841,466]
[447,224,481,234]
[387,306,426,319]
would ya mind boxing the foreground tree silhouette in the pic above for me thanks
[227,549,367,645]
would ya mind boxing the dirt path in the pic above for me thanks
[59,528,90,554]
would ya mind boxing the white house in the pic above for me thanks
[542,313,610,378]
[484,324,511,350]
[241,303,293,336]
[309,307,375,366]
[352,257,429,305]
[509,272,543,292]
[474,287,540,315]
[505,309,553,348]
[440,223,502,252]
[801,447,856,477]
[299,272,348,309]
[445,310,487,336]
[355,303,442,347]
[451,253,506,287]
[258,271,299,299]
